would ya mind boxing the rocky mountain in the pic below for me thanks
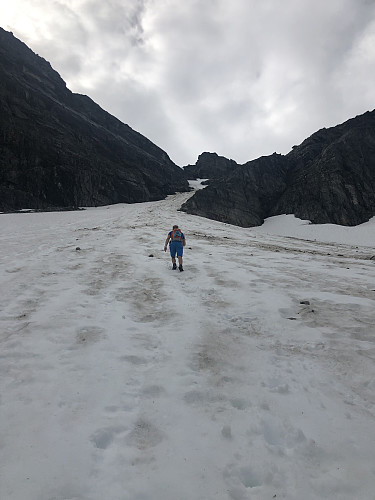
[183,152,238,180]
[181,110,375,227]
[0,28,189,211]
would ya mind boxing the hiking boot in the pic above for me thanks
[179,265,184,272]
[172,263,177,270]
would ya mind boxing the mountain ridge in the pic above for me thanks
[0,28,189,211]
[181,109,375,226]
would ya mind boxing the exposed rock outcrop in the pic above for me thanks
[181,111,375,226]
[183,152,238,180]
[0,28,189,211]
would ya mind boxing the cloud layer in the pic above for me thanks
[2,0,375,166]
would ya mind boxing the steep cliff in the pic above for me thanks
[183,152,238,180]
[274,111,375,225]
[0,28,189,211]
[181,110,375,226]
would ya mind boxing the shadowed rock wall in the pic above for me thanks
[0,28,189,211]
[182,111,375,226]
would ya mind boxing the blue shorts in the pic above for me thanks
[170,241,183,258]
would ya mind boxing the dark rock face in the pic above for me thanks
[0,28,189,211]
[183,152,238,180]
[182,153,288,227]
[182,111,375,227]
[274,112,375,225]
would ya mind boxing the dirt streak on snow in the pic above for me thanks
[1,188,375,500]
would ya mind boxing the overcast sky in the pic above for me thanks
[1,0,375,166]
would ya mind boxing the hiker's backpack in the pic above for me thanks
[171,228,183,242]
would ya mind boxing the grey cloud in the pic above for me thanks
[3,0,375,165]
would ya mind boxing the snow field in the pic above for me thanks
[1,187,375,500]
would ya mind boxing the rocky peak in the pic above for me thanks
[0,27,188,211]
[183,152,238,180]
[182,111,375,227]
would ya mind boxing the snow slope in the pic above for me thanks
[1,187,375,500]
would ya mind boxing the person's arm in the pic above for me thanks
[183,235,186,247]
[164,234,171,251]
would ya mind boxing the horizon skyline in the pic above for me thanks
[1,1,375,166]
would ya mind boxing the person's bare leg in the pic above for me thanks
[178,256,183,271]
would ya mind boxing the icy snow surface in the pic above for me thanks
[1,185,375,500]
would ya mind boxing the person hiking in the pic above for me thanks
[164,225,186,271]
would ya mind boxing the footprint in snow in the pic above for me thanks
[126,418,164,449]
